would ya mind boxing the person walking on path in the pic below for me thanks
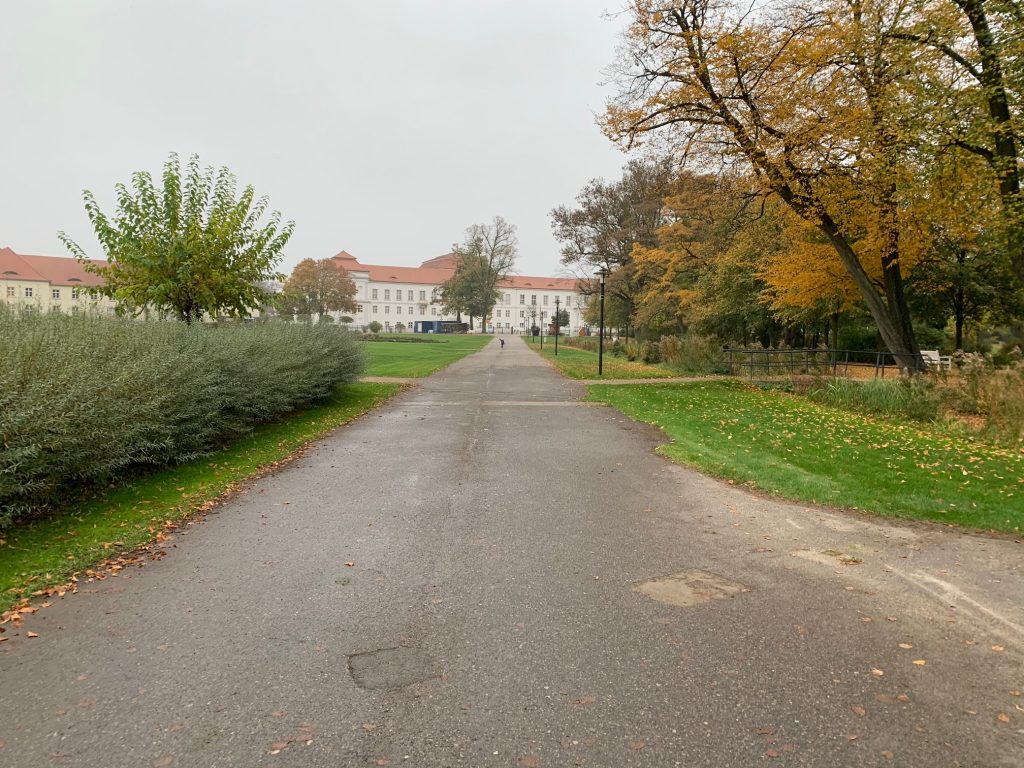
[499,338,505,349]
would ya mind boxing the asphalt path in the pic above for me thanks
[2,336,1022,767]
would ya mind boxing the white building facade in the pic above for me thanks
[330,251,587,335]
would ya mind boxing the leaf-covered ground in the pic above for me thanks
[362,334,492,377]
[588,380,1023,532]
[525,338,678,379]
[0,383,399,614]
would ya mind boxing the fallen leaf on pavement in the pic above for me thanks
[517,757,539,767]
[851,706,866,717]
[26,631,38,638]
[152,757,173,768]
[765,748,780,758]
[362,723,378,732]
[628,740,645,751]
[912,659,927,666]
[344,562,354,567]
[997,713,1010,724]
[992,645,1004,652]
[898,643,913,650]
[573,694,596,705]
[881,751,894,760]
[871,668,884,677]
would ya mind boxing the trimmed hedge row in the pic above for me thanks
[0,312,364,527]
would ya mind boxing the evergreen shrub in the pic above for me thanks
[0,311,364,527]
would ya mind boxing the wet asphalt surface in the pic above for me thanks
[1,336,1022,767]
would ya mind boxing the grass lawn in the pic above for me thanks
[587,380,1024,533]
[0,382,399,614]
[524,337,678,379]
[363,334,492,377]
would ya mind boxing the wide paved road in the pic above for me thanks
[2,337,1022,767]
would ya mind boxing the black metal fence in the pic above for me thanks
[724,348,903,380]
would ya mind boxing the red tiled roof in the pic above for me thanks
[0,248,106,286]
[328,250,579,290]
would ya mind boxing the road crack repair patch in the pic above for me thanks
[633,569,750,608]
[347,646,438,690]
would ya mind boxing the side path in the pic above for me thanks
[1,336,1021,767]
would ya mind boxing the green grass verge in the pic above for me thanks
[363,334,492,377]
[0,382,399,613]
[524,337,678,379]
[587,380,1023,533]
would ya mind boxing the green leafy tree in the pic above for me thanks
[59,153,294,323]
[280,258,357,320]
[438,217,518,328]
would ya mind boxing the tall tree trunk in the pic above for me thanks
[956,0,1024,285]
[817,214,922,371]
[831,312,840,349]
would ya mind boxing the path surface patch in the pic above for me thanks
[633,569,749,608]
[347,646,437,690]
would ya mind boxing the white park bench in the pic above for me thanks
[921,349,952,370]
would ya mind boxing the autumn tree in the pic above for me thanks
[280,258,357,321]
[895,0,1024,284]
[551,159,674,325]
[438,217,518,328]
[59,153,293,323]
[604,0,948,369]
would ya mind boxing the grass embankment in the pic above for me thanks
[363,334,492,377]
[0,383,398,613]
[588,380,1023,533]
[524,337,677,379]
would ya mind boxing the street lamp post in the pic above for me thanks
[554,297,560,356]
[597,268,608,376]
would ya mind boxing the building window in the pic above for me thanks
[519,295,524,304]
[384,289,390,300]
[52,289,60,300]
[505,310,510,317]
[71,306,79,316]
[419,290,426,301]
[71,288,80,299]
[531,295,536,305]
[372,288,378,300]
[431,307,437,316]
[543,295,549,305]
[23,305,33,315]
[372,305,378,314]
[356,304,364,312]
[24,287,33,298]
[519,310,524,318]
[419,306,425,315]
[505,294,511,304]
[384,306,390,314]
[408,306,414,315]
[5,287,13,298]
[396,306,402,314]
[89,291,98,300]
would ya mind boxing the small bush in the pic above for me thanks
[0,311,365,527]
[948,351,1024,444]
[659,334,724,373]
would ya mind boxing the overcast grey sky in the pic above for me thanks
[1,1,632,277]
